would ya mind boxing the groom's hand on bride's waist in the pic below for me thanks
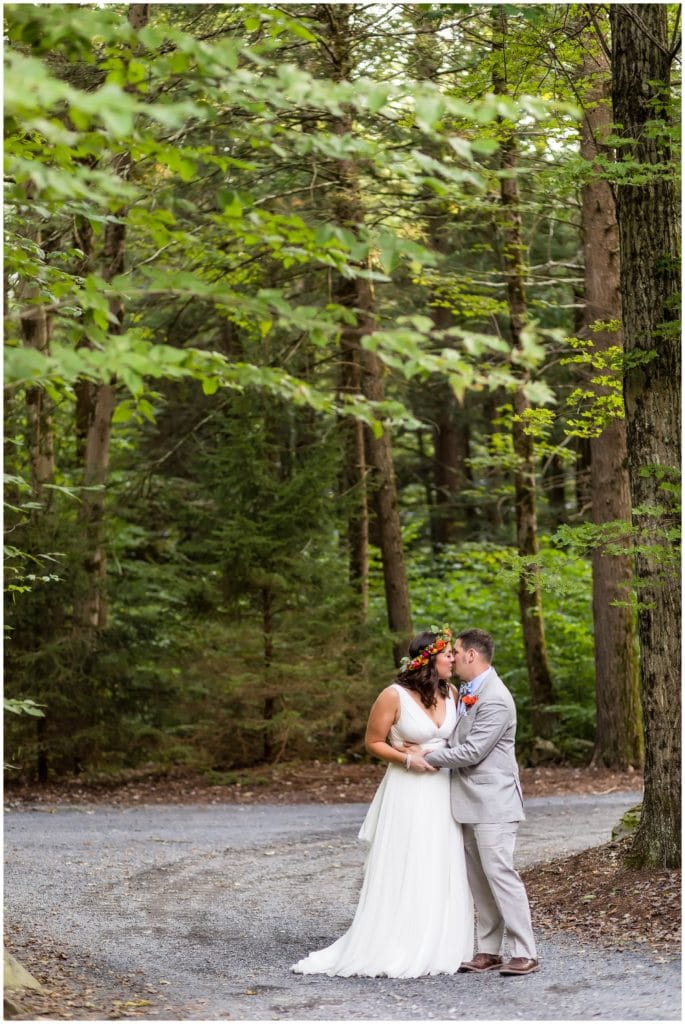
[399,742,437,772]
[399,741,424,755]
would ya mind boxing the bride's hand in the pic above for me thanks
[407,753,437,773]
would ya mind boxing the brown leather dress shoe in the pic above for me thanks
[499,957,540,975]
[458,953,504,973]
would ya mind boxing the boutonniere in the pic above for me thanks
[462,695,479,707]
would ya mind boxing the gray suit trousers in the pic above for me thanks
[462,822,537,960]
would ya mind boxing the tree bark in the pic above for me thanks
[73,211,124,628]
[493,8,556,734]
[432,366,473,545]
[18,199,56,504]
[21,288,55,504]
[578,24,642,769]
[18,213,57,783]
[361,328,414,664]
[412,7,474,545]
[262,586,275,761]
[73,5,149,630]
[337,277,370,622]
[320,4,413,663]
[611,3,681,867]
[541,452,566,528]
[482,390,505,531]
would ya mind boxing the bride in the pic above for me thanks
[292,627,474,978]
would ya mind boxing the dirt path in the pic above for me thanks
[4,791,681,1020]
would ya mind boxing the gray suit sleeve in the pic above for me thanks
[425,700,511,768]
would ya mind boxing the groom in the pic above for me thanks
[415,628,539,976]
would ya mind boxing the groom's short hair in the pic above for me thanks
[456,628,494,662]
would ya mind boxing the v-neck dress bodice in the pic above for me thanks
[292,682,473,978]
[388,682,457,750]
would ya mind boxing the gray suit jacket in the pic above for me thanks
[426,667,525,824]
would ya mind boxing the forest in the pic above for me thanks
[3,2,681,867]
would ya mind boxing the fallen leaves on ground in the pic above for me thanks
[522,834,681,958]
[3,927,161,1020]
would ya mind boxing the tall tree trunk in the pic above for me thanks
[73,208,125,628]
[337,279,369,623]
[19,211,57,782]
[541,452,566,528]
[73,5,149,630]
[493,9,556,734]
[611,4,681,867]
[432,371,473,545]
[20,287,55,505]
[262,586,275,761]
[574,435,592,514]
[18,191,57,502]
[412,7,474,545]
[416,428,440,554]
[482,390,505,531]
[320,3,412,664]
[361,325,414,664]
[578,24,642,769]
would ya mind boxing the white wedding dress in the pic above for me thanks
[292,683,474,977]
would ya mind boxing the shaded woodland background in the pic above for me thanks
[4,3,680,866]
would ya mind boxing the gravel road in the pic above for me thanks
[4,791,681,1021]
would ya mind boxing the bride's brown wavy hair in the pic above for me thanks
[395,630,450,709]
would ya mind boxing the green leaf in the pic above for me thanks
[127,59,147,86]
[217,189,243,217]
[415,92,445,132]
[112,401,136,424]
[4,697,46,717]
[4,345,50,383]
[169,51,189,74]
[448,137,473,160]
[365,82,392,115]
[377,232,400,274]
[470,136,499,155]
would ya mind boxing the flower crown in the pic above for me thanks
[399,625,453,673]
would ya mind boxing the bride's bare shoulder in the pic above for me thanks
[371,684,401,708]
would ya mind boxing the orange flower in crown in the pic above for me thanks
[399,625,453,673]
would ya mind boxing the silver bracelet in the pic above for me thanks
[405,754,412,771]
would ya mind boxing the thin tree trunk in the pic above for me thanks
[36,716,48,785]
[578,25,642,769]
[416,428,440,554]
[21,288,55,505]
[73,214,124,629]
[18,188,57,504]
[542,452,566,528]
[432,379,473,546]
[493,8,556,734]
[412,7,474,544]
[75,383,117,629]
[321,3,412,664]
[574,436,592,515]
[73,5,149,630]
[337,279,369,622]
[19,212,57,782]
[262,586,275,761]
[611,4,681,867]
[482,390,505,530]
[361,330,414,664]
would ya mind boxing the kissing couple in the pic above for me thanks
[292,626,539,979]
